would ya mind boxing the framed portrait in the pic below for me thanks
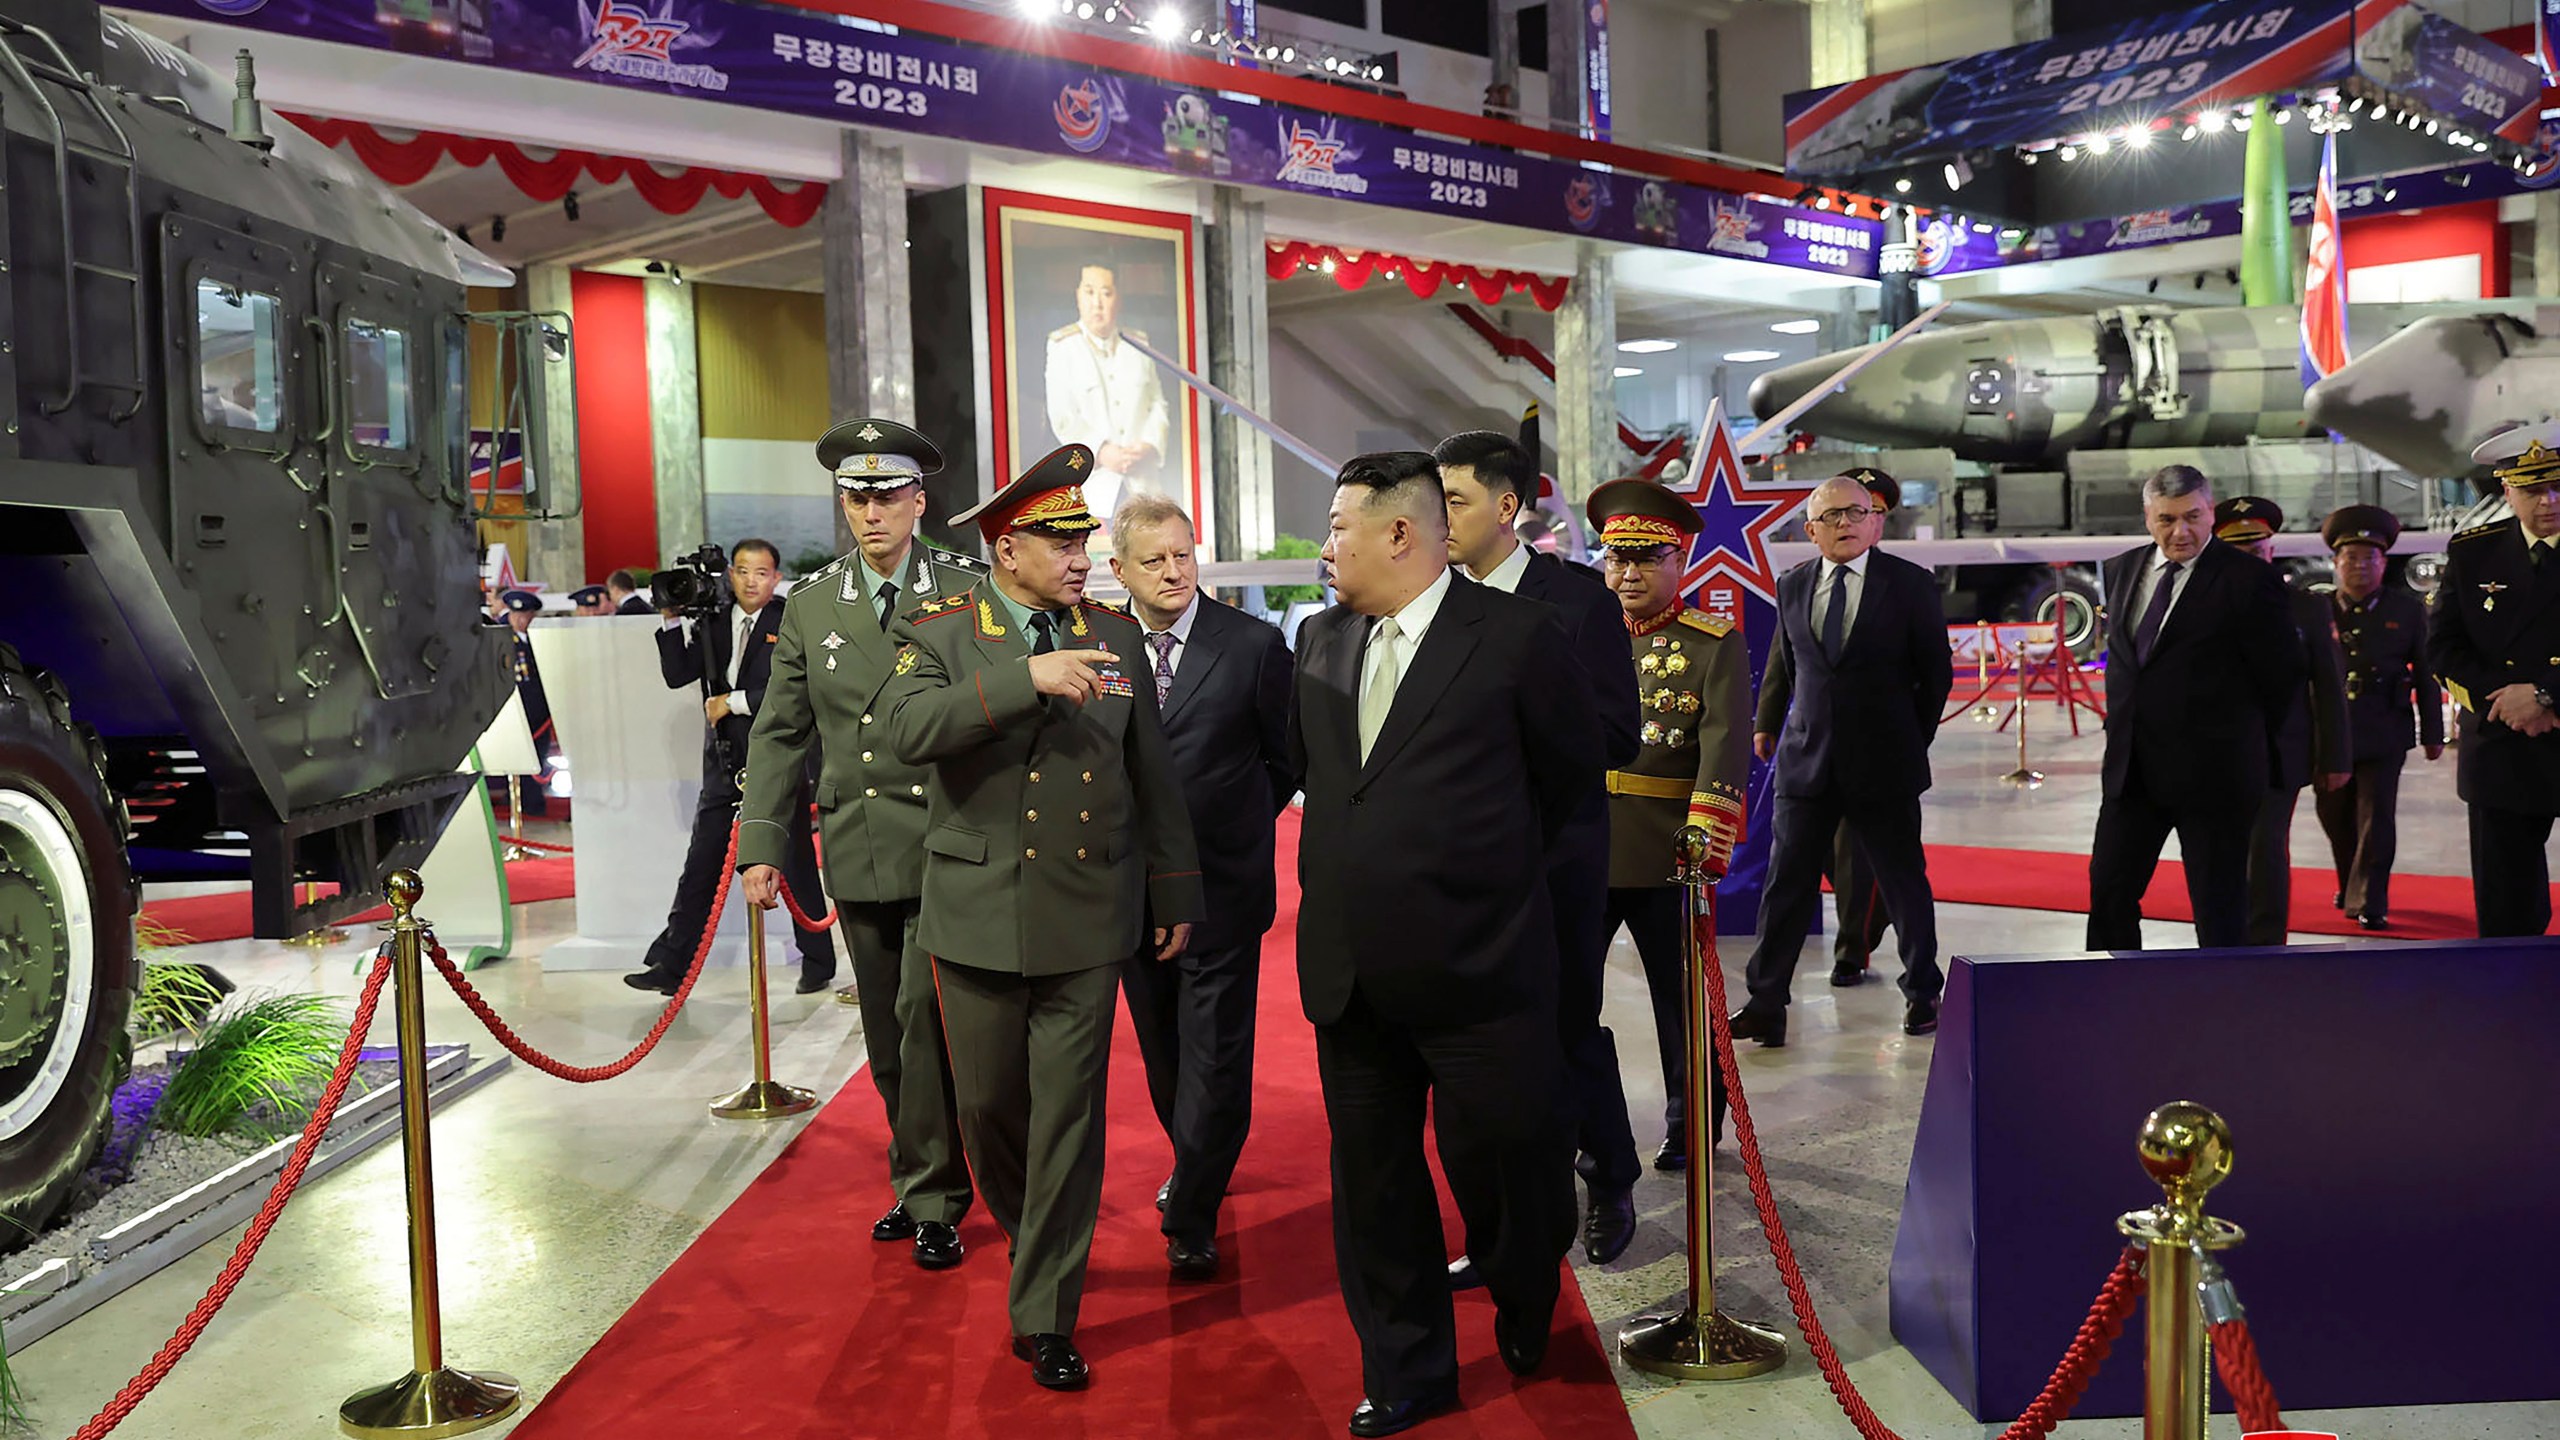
[982,188,1206,551]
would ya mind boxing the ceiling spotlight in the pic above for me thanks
[2146,277,2159,293]
[2180,123,2199,141]
[1149,6,1180,35]
[645,260,666,275]
[1320,256,1336,273]
[2234,113,2252,131]
[2124,125,2151,150]
[2224,267,2239,285]
[489,213,506,242]
[1279,45,1294,61]
[2426,118,2440,135]
[2058,144,2079,162]
[2381,186,2397,201]
[2197,109,2227,132]
[1100,2,1118,18]
[562,190,580,222]
[1619,338,1679,353]
[2347,95,2365,113]
[1368,65,1385,80]
[1813,195,1832,209]
[1972,221,1993,234]
[2275,106,2292,124]
[1613,366,1645,378]
[1188,26,1203,41]
[1943,154,1973,190]
[2021,149,2038,165]
[1771,319,1822,335]
[1322,55,1338,71]
[2194,273,2207,290]
[1894,176,1913,193]
[1722,349,1781,363]
[1075,1,1092,16]
[2087,134,2111,155]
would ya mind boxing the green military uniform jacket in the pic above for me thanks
[1605,603,1752,889]
[883,585,1204,975]
[736,543,984,901]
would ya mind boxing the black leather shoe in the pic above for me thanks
[1348,1387,1457,1438]
[2357,913,2389,931]
[872,1202,916,1242]
[1904,997,1940,1036]
[794,971,831,995]
[2332,889,2345,910]
[1653,1137,1687,1172]
[1166,1235,1219,1280]
[913,1221,963,1270]
[1012,1332,1088,1390]
[1445,1255,1483,1291]
[1494,1300,1554,1376]
[1728,1006,1787,1047]
[1155,1175,1171,1213]
[622,968,678,995]
[1582,1184,1635,1265]
[1829,963,1865,987]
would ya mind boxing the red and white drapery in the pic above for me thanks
[1266,240,1571,312]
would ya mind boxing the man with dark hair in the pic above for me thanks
[1292,450,1601,1436]
[2087,466,2303,950]
[625,539,834,994]
[2316,505,2442,929]
[1432,428,1641,1267]
[608,567,654,616]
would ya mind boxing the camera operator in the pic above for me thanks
[625,539,836,995]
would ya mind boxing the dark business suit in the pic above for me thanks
[641,598,832,978]
[1120,596,1295,1248]
[2089,540,2302,950]
[2427,518,2560,936]
[1509,550,1643,1190]
[2244,588,2351,944]
[1741,549,1954,1013]
[616,593,655,616]
[1290,574,1602,1405]
[1759,635,1891,972]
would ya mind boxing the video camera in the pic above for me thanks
[649,543,731,618]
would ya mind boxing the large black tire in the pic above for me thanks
[0,645,137,1246]
[2002,565,2106,660]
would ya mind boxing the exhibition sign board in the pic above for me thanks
[1786,0,2542,180]
[132,0,1878,279]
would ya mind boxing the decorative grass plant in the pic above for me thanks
[129,961,229,1042]
[0,1323,27,1434]
[156,993,348,1140]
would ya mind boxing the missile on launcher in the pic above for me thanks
[2304,310,2560,490]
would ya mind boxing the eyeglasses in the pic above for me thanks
[1810,506,1880,527]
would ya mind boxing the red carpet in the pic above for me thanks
[509,813,1634,1440]
[1923,844,2513,941]
[139,857,576,944]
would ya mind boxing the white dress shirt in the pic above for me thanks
[2128,546,2194,638]
[1360,567,1454,714]
[1812,549,1871,637]
[724,604,757,715]
[1142,593,1203,680]
[1477,540,1533,595]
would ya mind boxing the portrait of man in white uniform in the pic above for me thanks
[1043,262,1171,523]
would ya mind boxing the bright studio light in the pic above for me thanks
[1614,366,1645,378]
[1770,319,1822,335]
[2123,124,2151,149]
[2196,109,2227,132]
[1722,349,1781,363]
[1618,338,1678,354]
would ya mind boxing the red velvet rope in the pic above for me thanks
[1698,905,2148,1440]
[2209,1318,2286,1434]
[283,113,828,228]
[1265,240,1570,311]
[68,951,394,1440]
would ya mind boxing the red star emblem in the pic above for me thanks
[1666,398,1818,620]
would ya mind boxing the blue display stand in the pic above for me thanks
[1890,938,2560,1420]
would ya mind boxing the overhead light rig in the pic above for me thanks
[1013,1,1392,86]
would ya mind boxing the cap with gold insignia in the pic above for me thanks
[2472,422,2560,490]
[2321,504,2401,553]
[951,445,1105,544]
[1840,465,1900,512]
[816,417,944,493]
[1586,477,1703,552]
[500,588,544,614]
[2213,495,2282,543]
[568,584,607,606]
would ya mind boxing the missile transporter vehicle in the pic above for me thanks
[0,2,560,1237]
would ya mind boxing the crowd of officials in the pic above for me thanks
[484,409,2556,1437]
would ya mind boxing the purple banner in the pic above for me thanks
[132,0,1876,278]
[1584,0,1612,142]
[1784,0,2538,179]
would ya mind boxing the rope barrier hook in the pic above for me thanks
[340,870,522,1438]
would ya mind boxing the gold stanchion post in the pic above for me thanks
[340,871,520,1439]
[1970,620,2000,722]
[501,774,532,862]
[2116,1102,2244,1440]
[1618,826,1787,1380]
[710,862,818,1121]
[2002,639,2045,788]
[283,879,351,948]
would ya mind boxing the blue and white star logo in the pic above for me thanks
[1666,398,1817,608]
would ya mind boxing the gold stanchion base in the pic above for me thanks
[499,845,536,862]
[834,987,861,1007]
[1618,1308,1789,1381]
[2002,767,2046,789]
[710,1080,819,1120]
[1970,704,2002,723]
[284,928,352,948]
[339,1366,521,1439]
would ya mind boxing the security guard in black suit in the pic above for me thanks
[2431,427,2560,936]
[2314,505,2443,930]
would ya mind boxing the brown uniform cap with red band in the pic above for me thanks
[1586,477,1704,551]
[950,444,1106,545]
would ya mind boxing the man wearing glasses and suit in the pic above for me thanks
[1729,474,1954,1047]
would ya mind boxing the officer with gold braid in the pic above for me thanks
[1588,478,1749,1166]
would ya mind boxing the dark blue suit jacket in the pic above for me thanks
[1756,548,1954,800]
[1152,596,1296,951]
[2099,539,2301,813]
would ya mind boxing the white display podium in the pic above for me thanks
[528,615,752,973]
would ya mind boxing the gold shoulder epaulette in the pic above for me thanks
[1048,322,1081,343]
[1677,610,1735,637]
[2452,519,2509,543]
[914,591,975,621]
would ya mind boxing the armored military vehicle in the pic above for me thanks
[0,2,562,1236]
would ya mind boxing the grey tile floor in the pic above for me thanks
[11,717,2551,1439]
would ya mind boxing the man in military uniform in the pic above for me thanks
[882,445,1203,1391]
[2431,427,2560,936]
[2315,505,2443,930]
[736,418,979,1273]
[1588,478,1749,1169]
[569,584,612,617]
[1044,263,1171,524]
[2213,496,2350,945]
[497,589,555,817]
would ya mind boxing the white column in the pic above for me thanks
[645,273,703,559]
[1552,241,1618,504]
[1206,187,1274,560]
[821,129,914,550]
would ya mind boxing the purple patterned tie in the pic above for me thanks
[1148,631,1177,707]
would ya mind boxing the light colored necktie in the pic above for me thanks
[1358,617,1401,762]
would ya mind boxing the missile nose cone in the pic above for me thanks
[2307,314,2527,481]
[1747,334,1970,451]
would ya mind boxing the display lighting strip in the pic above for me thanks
[1991,83,2547,179]
[1005,0,1393,87]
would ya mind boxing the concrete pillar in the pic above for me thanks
[1205,187,1275,561]
[2535,193,2560,299]
[1546,1,1593,139]
[1807,0,1869,88]
[2011,0,2050,44]
[1553,241,1617,504]
[1488,0,1519,115]
[645,274,704,558]
[522,263,585,588]
[823,129,914,552]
